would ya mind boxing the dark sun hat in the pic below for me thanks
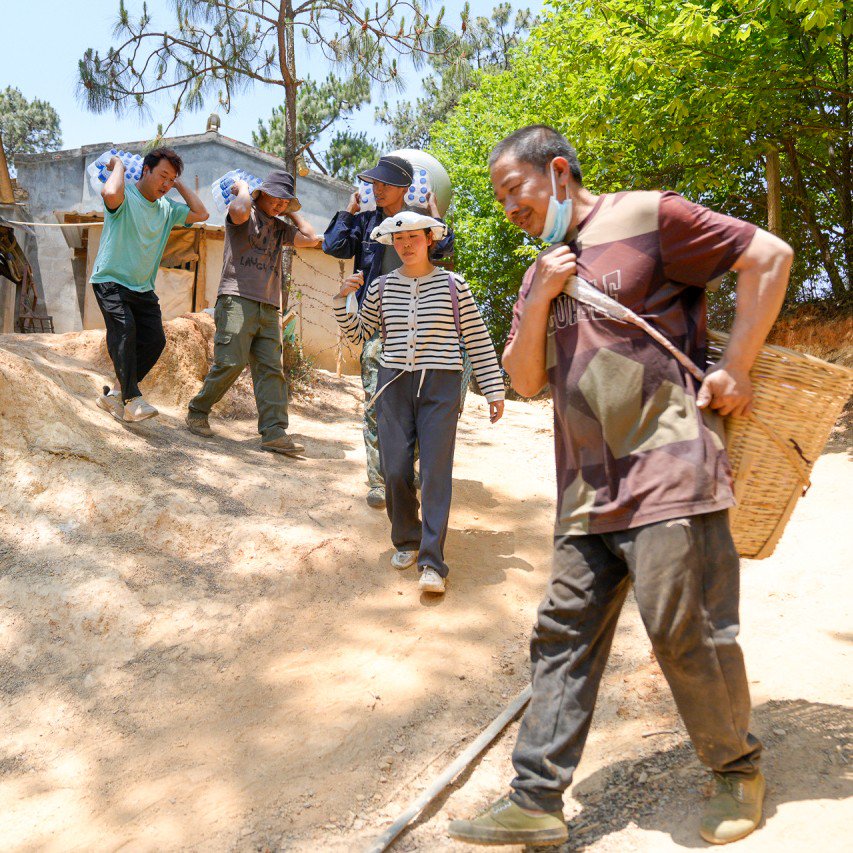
[252,169,301,211]
[357,155,414,188]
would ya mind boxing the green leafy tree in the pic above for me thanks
[253,73,371,173]
[323,130,380,183]
[377,2,536,149]
[78,0,457,306]
[432,0,852,349]
[78,0,456,174]
[0,87,62,167]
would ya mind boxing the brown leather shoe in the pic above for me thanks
[185,411,214,437]
[261,434,304,457]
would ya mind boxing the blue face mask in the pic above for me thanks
[540,161,573,244]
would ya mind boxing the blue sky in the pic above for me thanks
[1,0,540,155]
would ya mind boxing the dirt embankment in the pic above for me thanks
[0,314,849,852]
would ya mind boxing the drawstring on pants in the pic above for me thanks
[367,368,429,410]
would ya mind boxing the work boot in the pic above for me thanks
[124,396,158,422]
[366,486,386,509]
[447,795,567,846]
[261,433,304,457]
[700,771,765,845]
[185,411,214,437]
[96,386,124,421]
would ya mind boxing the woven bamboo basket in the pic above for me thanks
[707,330,853,559]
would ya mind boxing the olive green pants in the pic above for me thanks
[189,294,289,440]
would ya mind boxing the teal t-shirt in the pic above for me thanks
[90,183,190,292]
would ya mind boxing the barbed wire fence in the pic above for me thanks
[289,251,359,376]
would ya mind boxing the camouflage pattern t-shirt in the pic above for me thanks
[508,191,757,536]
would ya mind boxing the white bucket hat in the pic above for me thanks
[369,210,448,245]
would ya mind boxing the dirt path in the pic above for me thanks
[0,321,849,852]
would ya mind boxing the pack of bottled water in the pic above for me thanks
[356,179,376,212]
[86,148,144,193]
[406,168,432,210]
[210,169,262,213]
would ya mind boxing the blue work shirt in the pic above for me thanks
[322,207,455,306]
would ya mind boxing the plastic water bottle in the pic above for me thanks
[210,169,263,213]
[356,179,376,212]
[406,168,432,210]
[86,148,144,193]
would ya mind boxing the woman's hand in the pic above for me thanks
[337,271,364,299]
[489,400,504,424]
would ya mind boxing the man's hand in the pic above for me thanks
[489,400,504,423]
[230,179,250,196]
[529,244,577,305]
[107,156,123,172]
[425,191,440,218]
[696,363,753,417]
[346,190,361,215]
[337,271,364,298]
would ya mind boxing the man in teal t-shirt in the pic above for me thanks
[90,147,208,422]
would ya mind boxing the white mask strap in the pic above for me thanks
[550,161,559,197]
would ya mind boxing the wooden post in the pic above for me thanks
[336,330,343,377]
[0,130,15,205]
[297,296,303,357]
[766,148,782,236]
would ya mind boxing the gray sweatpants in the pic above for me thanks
[376,367,461,577]
[510,510,762,813]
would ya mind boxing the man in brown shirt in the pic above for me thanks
[186,170,320,455]
[448,126,793,847]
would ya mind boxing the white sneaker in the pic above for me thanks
[419,567,446,594]
[391,550,418,570]
[96,386,124,421]
[124,396,158,422]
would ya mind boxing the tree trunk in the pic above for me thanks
[783,138,847,300]
[765,148,782,237]
[278,0,298,313]
[0,131,15,205]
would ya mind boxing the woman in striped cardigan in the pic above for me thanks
[334,211,505,596]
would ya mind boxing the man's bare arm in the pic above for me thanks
[289,211,322,248]
[174,178,209,224]
[101,157,125,211]
[502,246,577,397]
[697,228,793,417]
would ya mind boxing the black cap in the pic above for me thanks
[253,169,301,211]
[357,155,414,188]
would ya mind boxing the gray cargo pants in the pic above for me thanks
[376,367,461,577]
[510,510,762,813]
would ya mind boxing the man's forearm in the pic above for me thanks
[174,179,209,220]
[102,160,125,208]
[502,295,552,397]
[289,211,319,241]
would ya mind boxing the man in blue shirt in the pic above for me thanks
[323,155,454,508]
[91,147,208,422]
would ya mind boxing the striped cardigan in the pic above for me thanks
[333,267,505,402]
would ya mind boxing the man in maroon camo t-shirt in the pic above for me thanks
[448,126,793,848]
